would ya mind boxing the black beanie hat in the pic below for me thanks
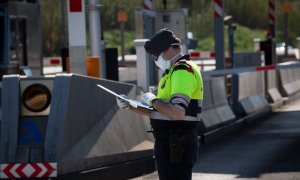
[144,28,181,59]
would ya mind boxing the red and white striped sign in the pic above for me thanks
[1,163,57,178]
[144,0,153,10]
[143,0,155,17]
[214,0,223,18]
[268,0,275,24]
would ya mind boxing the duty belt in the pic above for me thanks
[150,128,196,139]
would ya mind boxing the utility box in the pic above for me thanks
[260,40,275,65]
[155,9,188,53]
[233,52,263,68]
[135,8,189,53]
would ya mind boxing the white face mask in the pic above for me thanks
[155,52,182,71]
[155,54,171,71]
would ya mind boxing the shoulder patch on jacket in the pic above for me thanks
[172,61,194,75]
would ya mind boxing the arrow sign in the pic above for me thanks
[1,163,57,178]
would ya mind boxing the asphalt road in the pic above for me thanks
[135,99,300,180]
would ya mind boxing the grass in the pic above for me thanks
[103,29,136,56]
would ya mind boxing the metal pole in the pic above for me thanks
[61,0,67,47]
[297,37,300,60]
[88,0,105,77]
[284,13,288,56]
[88,0,100,56]
[120,22,125,63]
[214,0,225,70]
[229,25,235,68]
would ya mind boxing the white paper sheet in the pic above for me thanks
[96,84,153,111]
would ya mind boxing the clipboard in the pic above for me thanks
[96,84,153,111]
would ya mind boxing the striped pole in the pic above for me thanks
[143,0,155,17]
[214,0,225,69]
[214,0,223,18]
[268,0,276,39]
[144,0,153,11]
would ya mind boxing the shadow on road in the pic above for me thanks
[193,111,300,178]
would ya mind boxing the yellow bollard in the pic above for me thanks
[86,56,100,78]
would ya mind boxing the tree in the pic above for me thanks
[40,0,63,56]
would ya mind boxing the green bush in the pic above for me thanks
[103,29,136,55]
[197,24,266,52]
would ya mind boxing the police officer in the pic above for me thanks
[116,28,203,180]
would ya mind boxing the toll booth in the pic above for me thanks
[135,8,189,53]
[155,9,188,53]
[0,1,42,80]
[233,52,263,68]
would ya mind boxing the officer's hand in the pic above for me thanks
[116,94,130,109]
[140,92,156,106]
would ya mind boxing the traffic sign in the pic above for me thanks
[19,121,43,145]
[117,10,128,23]
[0,163,57,178]
[214,0,223,18]
[282,3,291,13]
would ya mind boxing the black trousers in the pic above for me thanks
[154,131,199,180]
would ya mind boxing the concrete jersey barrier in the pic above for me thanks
[232,71,270,117]
[265,70,284,109]
[278,67,300,98]
[199,76,236,133]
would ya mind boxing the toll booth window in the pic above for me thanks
[10,18,17,62]
[9,18,27,65]
[163,14,170,23]
[0,12,4,63]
